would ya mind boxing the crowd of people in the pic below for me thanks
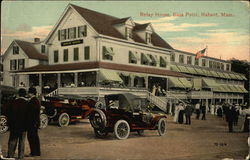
[6,87,41,160]
[173,101,194,125]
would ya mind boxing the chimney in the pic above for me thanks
[34,38,40,43]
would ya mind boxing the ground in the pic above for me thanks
[0,114,249,160]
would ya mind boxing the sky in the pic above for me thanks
[1,1,249,61]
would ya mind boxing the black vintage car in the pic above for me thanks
[41,94,97,127]
[89,93,167,140]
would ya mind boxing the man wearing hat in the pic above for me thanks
[27,87,41,156]
[7,88,28,159]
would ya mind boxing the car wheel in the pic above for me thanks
[89,109,107,129]
[94,129,108,138]
[114,120,130,140]
[137,130,145,136]
[58,113,70,127]
[0,115,8,134]
[158,118,166,136]
[39,114,48,129]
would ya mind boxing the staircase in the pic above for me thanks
[146,91,167,112]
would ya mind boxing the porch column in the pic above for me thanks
[206,99,209,114]
[130,75,135,87]
[74,72,78,87]
[169,100,172,115]
[57,73,61,87]
[144,76,148,89]
[96,70,100,87]
[39,74,42,94]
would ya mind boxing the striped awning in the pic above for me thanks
[186,67,198,75]
[177,66,191,74]
[168,77,185,89]
[99,69,123,82]
[170,65,181,72]
[202,78,219,90]
[178,78,192,88]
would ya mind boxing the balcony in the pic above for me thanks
[188,91,213,99]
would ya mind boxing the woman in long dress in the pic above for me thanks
[173,103,180,123]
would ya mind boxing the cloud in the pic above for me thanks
[1,25,53,54]
[136,17,217,32]
[170,30,249,61]
[16,24,32,32]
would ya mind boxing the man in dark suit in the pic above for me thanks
[27,87,41,156]
[7,88,28,159]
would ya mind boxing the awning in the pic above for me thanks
[99,69,123,82]
[210,71,220,78]
[168,77,185,89]
[202,78,219,90]
[222,73,231,79]
[178,78,192,88]
[201,69,211,76]
[234,74,243,80]
[216,72,226,79]
[239,74,247,80]
[170,65,180,72]
[178,66,191,73]
[186,67,198,75]
[150,55,158,64]
[104,47,115,56]
[228,73,238,80]
[238,85,248,93]
[129,51,138,61]
[194,68,205,75]
[142,53,152,63]
[160,56,166,66]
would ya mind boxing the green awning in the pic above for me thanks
[104,47,115,56]
[202,78,219,90]
[201,69,211,76]
[100,69,123,82]
[216,72,226,79]
[178,78,192,88]
[186,67,198,74]
[170,65,181,72]
[228,73,238,80]
[234,74,243,80]
[210,71,220,78]
[239,74,247,80]
[177,66,190,73]
[194,68,205,75]
[222,73,231,79]
[168,77,185,89]
[238,85,248,93]
[129,51,138,61]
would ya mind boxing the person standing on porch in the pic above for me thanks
[152,84,157,96]
[27,87,41,157]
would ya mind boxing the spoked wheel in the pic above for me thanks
[114,120,130,140]
[0,115,8,134]
[94,129,108,138]
[39,114,48,129]
[89,109,107,130]
[137,130,145,136]
[58,113,70,127]
[158,118,166,136]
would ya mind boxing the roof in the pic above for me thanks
[133,23,150,31]
[112,17,131,25]
[70,4,173,50]
[15,40,48,60]
[17,61,189,78]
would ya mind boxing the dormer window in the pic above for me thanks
[125,27,132,39]
[146,32,151,43]
[13,46,19,55]
[41,45,46,54]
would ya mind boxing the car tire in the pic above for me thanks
[58,113,70,127]
[94,129,108,138]
[158,118,166,136]
[114,120,130,140]
[89,109,107,129]
[0,115,8,134]
[137,130,145,136]
[39,114,48,129]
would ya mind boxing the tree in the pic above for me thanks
[229,58,250,105]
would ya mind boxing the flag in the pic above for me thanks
[195,48,207,59]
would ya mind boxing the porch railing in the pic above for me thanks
[45,88,58,97]
[146,91,167,112]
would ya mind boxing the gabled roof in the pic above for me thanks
[15,40,48,60]
[112,17,131,25]
[133,23,151,31]
[70,4,173,49]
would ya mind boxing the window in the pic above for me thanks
[68,27,76,39]
[209,61,212,68]
[226,64,230,71]
[78,25,87,37]
[179,55,184,63]
[129,51,137,64]
[141,53,149,65]
[187,56,192,65]
[10,60,17,70]
[149,55,157,66]
[160,56,166,67]
[13,46,19,55]
[212,61,216,69]
[195,59,199,65]
[18,59,25,70]
[54,50,59,63]
[84,46,90,60]
[102,46,113,60]
[59,29,67,41]
[216,62,220,69]
[125,27,132,39]
[220,63,224,70]
[202,59,206,67]
[74,48,79,61]
[171,54,175,62]
[63,49,68,62]
[145,32,151,43]
[41,45,46,54]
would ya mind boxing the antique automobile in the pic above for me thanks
[41,94,97,127]
[89,93,167,140]
[0,85,48,134]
